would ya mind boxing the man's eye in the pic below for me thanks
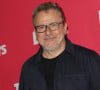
[50,23,57,26]
[38,26,45,29]
[40,27,44,28]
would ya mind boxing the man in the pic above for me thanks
[19,2,100,90]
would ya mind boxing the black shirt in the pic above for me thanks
[38,51,65,90]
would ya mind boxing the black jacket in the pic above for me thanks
[19,38,100,90]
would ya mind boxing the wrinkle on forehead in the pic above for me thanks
[34,9,62,25]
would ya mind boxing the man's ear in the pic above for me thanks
[64,23,68,35]
[34,28,38,38]
[34,28,37,34]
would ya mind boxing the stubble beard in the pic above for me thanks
[42,38,66,53]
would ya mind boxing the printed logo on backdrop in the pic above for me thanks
[32,31,39,45]
[0,44,7,56]
[14,83,19,90]
[99,10,100,24]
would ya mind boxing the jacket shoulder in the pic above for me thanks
[21,52,39,72]
[72,44,99,56]
[72,44,100,65]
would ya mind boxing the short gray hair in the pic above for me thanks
[32,2,66,26]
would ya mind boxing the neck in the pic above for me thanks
[42,40,66,59]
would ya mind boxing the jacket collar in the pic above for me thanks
[65,36,75,55]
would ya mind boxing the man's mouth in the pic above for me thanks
[44,37,55,40]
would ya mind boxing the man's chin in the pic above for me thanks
[43,45,58,52]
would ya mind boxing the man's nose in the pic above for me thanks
[45,26,52,35]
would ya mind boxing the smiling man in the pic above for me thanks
[19,2,100,90]
[34,9,67,59]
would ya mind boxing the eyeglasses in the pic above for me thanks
[34,22,63,33]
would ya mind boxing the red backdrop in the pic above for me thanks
[0,0,100,90]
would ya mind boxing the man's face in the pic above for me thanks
[34,9,67,51]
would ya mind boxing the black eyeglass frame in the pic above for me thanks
[34,21,63,33]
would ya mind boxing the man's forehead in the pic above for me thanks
[37,9,61,16]
[34,10,62,25]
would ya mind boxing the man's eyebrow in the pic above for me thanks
[35,21,60,27]
[35,25,45,27]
